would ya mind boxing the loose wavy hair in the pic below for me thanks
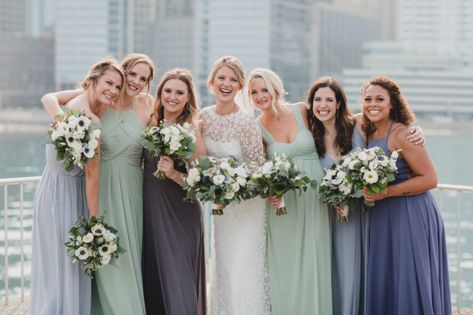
[80,57,124,115]
[247,68,286,118]
[361,76,415,138]
[306,76,354,157]
[151,68,200,127]
[121,53,155,95]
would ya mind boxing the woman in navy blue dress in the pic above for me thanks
[361,76,451,315]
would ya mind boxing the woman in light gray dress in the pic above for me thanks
[30,59,124,315]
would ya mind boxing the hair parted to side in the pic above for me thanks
[361,76,415,138]
[306,76,354,157]
[121,53,155,94]
[207,55,245,93]
[247,68,286,118]
[151,68,200,127]
[80,57,125,114]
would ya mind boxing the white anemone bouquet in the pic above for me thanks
[142,120,196,179]
[320,146,400,222]
[250,154,317,216]
[183,156,257,215]
[48,109,101,171]
[64,216,125,278]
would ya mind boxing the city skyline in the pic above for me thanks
[0,0,472,120]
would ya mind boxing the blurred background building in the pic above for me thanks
[0,0,472,120]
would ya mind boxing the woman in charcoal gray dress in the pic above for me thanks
[141,68,207,315]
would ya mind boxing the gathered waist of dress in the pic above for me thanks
[292,155,320,161]
[100,155,142,167]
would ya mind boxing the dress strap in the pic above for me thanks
[291,103,306,131]
[257,120,275,145]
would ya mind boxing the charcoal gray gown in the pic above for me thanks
[142,154,206,315]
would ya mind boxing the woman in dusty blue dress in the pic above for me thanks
[92,54,154,315]
[306,77,369,315]
[248,68,332,315]
[361,76,451,315]
[30,59,124,315]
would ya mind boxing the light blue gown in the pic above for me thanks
[30,144,91,315]
[320,126,369,315]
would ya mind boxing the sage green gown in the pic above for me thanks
[91,108,146,315]
[258,105,332,315]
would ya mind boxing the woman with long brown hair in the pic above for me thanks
[142,68,207,315]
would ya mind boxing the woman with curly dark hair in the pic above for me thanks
[361,76,451,315]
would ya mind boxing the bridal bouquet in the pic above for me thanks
[65,216,125,278]
[183,156,257,215]
[142,120,196,179]
[48,109,101,171]
[251,154,317,216]
[320,146,400,221]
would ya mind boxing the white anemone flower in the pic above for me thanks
[363,170,379,184]
[75,247,90,260]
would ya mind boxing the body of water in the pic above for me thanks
[1,130,473,306]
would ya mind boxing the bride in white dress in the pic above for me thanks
[200,56,271,315]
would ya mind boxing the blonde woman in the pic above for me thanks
[199,56,270,314]
[31,58,124,315]
[248,68,332,315]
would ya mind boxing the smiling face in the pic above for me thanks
[250,77,273,112]
[161,78,190,117]
[125,62,151,97]
[211,65,241,103]
[362,84,391,124]
[93,69,123,105]
[312,86,338,124]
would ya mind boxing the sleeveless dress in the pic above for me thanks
[30,143,92,315]
[258,105,332,315]
[142,154,206,315]
[200,106,271,315]
[91,108,146,315]
[366,127,451,315]
[320,126,369,315]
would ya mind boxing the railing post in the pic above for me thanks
[20,183,25,302]
[3,185,8,305]
[456,193,461,312]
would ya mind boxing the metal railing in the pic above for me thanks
[0,176,40,306]
[0,177,472,311]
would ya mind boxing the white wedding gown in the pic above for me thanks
[200,106,271,315]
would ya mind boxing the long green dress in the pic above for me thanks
[92,108,146,315]
[258,105,332,315]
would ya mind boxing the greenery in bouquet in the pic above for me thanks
[183,156,257,215]
[48,109,101,171]
[142,120,196,179]
[251,154,317,216]
[64,216,125,278]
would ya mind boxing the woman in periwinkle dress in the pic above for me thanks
[361,76,451,315]
[30,58,124,315]
[247,68,332,315]
[199,56,270,315]
[92,53,155,315]
[142,68,207,315]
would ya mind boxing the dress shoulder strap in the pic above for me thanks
[291,103,306,131]
[257,120,274,145]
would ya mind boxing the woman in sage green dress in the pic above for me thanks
[248,68,332,315]
[92,54,155,315]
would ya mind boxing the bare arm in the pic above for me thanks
[41,90,83,119]
[364,125,437,202]
[84,142,101,217]
[193,128,207,159]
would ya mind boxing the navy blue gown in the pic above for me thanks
[366,130,451,315]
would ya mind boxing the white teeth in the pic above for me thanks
[369,109,381,115]
[318,110,329,116]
